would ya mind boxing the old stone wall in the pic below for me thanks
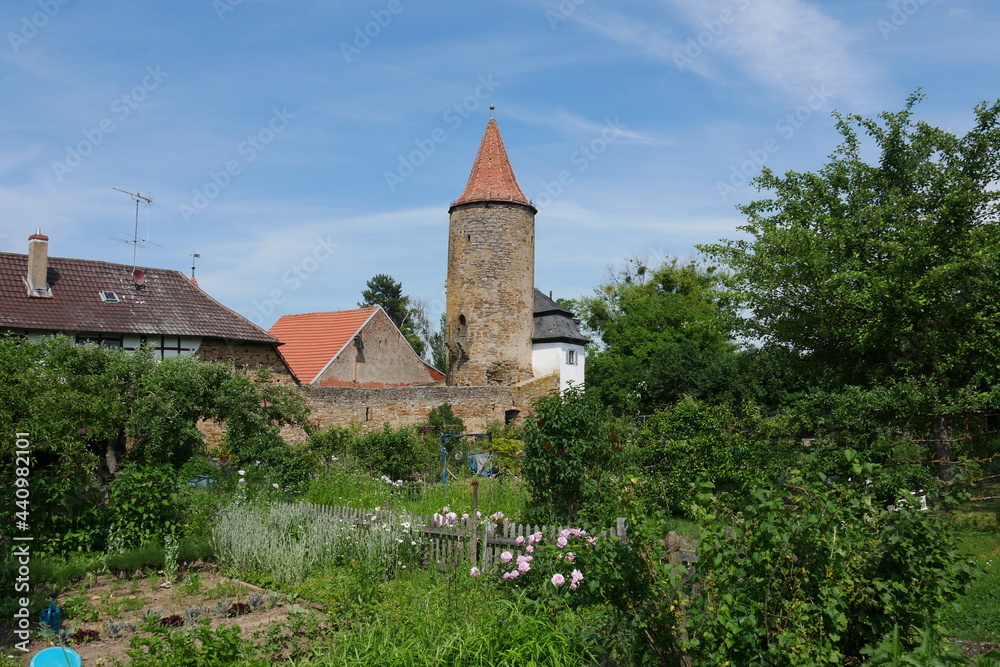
[446,202,535,386]
[281,373,558,442]
[196,338,297,384]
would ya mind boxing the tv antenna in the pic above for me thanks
[110,188,159,268]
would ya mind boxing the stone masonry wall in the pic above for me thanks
[196,338,297,384]
[446,202,535,386]
[281,373,559,442]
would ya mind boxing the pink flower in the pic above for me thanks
[551,573,565,587]
[556,536,568,549]
[559,529,571,539]
[469,567,481,578]
[461,513,469,521]
[516,554,533,564]
[500,551,513,563]
[515,536,525,546]
[502,569,520,580]
[566,552,575,563]
[525,545,534,553]
[570,569,584,590]
[517,561,531,573]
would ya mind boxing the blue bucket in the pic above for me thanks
[30,647,82,667]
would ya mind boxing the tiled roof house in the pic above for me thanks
[0,230,296,382]
[268,306,444,387]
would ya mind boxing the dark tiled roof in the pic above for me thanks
[0,253,277,344]
[533,289,588,345]
[451,119,534,210]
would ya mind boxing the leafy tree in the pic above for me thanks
[701,93,1000,480]
[358,273,428,358]
[0,336,310,552]
[574,257,737,415]
[522,386,622,523]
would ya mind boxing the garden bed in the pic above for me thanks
[19,564,319,666]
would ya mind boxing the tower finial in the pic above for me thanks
[489,102,495,119]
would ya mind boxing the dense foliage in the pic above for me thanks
[0,335,309,552]
[574,257,737,415]
[701,92,1000,480]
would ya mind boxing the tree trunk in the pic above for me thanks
[932,414,952,483]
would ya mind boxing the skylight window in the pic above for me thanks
[99,291,120,303]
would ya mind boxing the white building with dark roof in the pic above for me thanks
[532,289,587,391]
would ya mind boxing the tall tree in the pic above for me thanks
[701,93,1000,479]
[359,273,427,357]
[575,257,737,415]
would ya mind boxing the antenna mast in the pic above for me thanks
[111,188,155,268]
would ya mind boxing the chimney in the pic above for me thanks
[27,228,51,297]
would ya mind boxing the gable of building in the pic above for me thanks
[269,306,443,387]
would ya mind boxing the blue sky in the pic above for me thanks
[1,0,996,332]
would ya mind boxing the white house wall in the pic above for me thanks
[532,341,586,391]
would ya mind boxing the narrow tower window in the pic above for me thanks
[457,314,468,338]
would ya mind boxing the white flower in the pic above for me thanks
[238,478,245,483]
[237,469,246,475]
[272,483,279,489]
[469,566,481,578]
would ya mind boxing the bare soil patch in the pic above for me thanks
[19,564,315,666]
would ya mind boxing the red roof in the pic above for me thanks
[0,252,277,344]
[268,307,378,384]
[451,118,533,210]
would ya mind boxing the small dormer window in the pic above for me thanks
[99,291,120,303]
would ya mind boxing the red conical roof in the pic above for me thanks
[451,119,533,209]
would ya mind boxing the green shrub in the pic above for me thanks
[358,424,433,481]
[426,403,465,435]
[106,464,181,552]
[683,452,977,665]
[522,386,621,524]
[306,423,361,459]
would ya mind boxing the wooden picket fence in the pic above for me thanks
[273,502,648,571]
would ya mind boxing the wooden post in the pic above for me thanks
[469,480,480,568]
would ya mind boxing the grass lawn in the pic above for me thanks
[941,490,1000,644]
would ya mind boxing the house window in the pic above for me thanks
[566,349,578,365]
[140,335,199,359]
[457,314,468,338]
[76,334,123,349]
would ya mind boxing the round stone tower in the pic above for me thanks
[446,118,536,386]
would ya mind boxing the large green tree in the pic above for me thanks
[701,93,1000,479]
[0,336,310,551]
[574,257,737,415]
[358,273,429,358]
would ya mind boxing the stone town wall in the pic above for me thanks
[282,373,559,442]
[446,202,535,386]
